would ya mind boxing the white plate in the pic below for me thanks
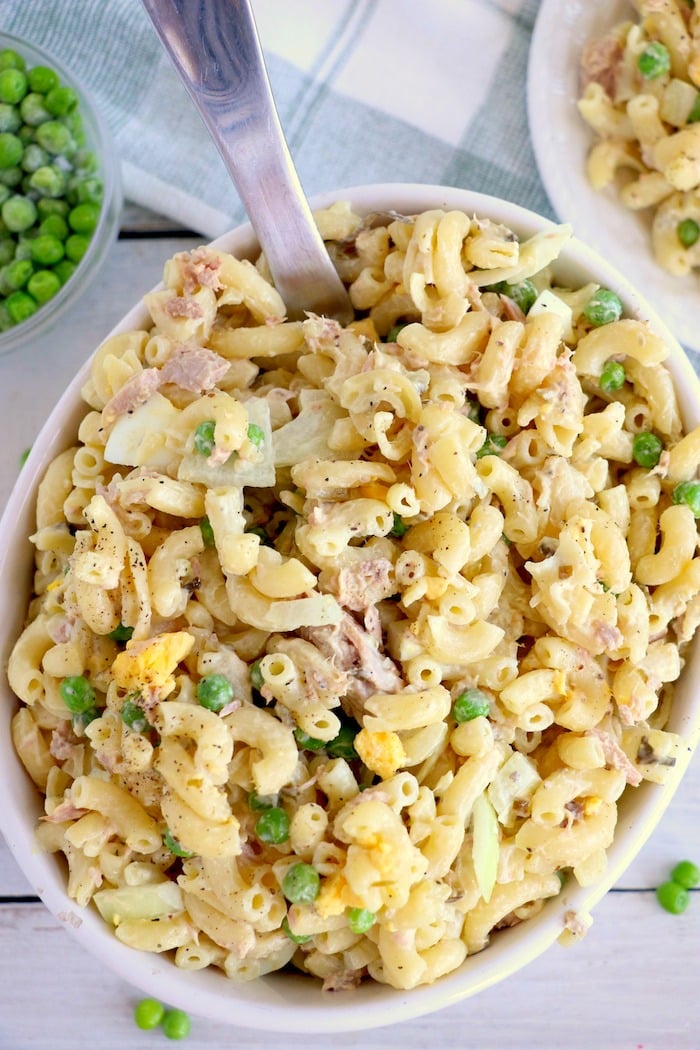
[527,0,700,353]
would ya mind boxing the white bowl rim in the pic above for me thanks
[1,181,699,1033]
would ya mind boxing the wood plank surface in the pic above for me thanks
[0,892,698,1050]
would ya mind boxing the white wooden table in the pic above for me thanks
[1,207,699,1050]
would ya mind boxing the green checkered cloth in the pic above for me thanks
[5,0,551,237]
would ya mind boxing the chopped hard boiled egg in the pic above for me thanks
[111,631,195,698]
[354,728,406,780]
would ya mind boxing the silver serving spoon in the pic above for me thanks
[141,0,353,324]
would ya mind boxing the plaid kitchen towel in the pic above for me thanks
[3,0,550,238]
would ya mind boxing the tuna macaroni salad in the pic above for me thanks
[8,202,700,991]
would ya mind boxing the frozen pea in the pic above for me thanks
[28,164,66,198]
[0,102,21,133]
[0,131,23,169]
[19,91,52,126]
[6,289,36,324]
[65,233,89,262]
[44,85,78,117]
[53,258,76,285]
[1,194,37,232]
[20,143,49,173]
[27,66,59,95]
[0,165,22,187]
[0,50,26,73]
[0,68,27,105]
[35,120,73,156]
[27,268,61,303]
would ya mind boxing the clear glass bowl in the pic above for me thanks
[0,31,122,356]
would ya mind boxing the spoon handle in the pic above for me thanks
[141,0,353,323]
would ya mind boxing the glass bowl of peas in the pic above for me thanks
[0,31,121,354]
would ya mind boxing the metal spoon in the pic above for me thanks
[141,0,353,324]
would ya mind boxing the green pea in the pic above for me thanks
[121,697,149,733]
[2,257,33,291]
[196,672,233,712]
[14,237,34,261]
[29,164,66,198]
[199,515,215,547]
[255,806,290,844]
[37,196,69,218]
[45,85,78,117]
[282,862,321,904]
[72,708,100,733]
[326,723,358,760]
[163,828,195,859]
[584,288,623,326]
[133,997,165,1031]
[38,213,68,240]
[0,69,26,105]
[466,399,482,423]
[35,119,73,157]
[108,624,134,645]
[386,322,408,342]
[248,791,276,811]
[68,201,99,234]
[452,687,490,723]
[27,65,59,95]
[0,236,14,263]
[65,232,89,262]
[161,1008,191,1041]
[599,359,626,393]
[671,480,700,517]
[677,218,700,248]
[0,132,23,170]
[501,278,538,314]
[638,41,671,79]
[476,433,508,459]
[246,422,265,447]
[30,233,64,266]
[21,142,49,173]
[63,108,84,139]
[245,524,268,543]
[347,907,376,934]
[632,431,663,468]
[193,419,216,456]
[59,674,96,714]
[0,50,26,73]
[53,258,76,285]
[294,727,326,751]
[389,512,408,537]
[16,124,34,145]
[72,148,98,175]
[688,93,700,123]
[0,165,22,187]
[20,91,51,127]
[670,860,700,889]
[249,659,265,691]
[282,915,312,944]
[656,880,689,914]
[72,175,103,205]
[5,289,36,324]
[0,103,21,133]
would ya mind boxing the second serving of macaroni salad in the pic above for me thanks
[579,0,700,276]
[8,202,700,992]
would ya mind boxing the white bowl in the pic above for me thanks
[1,183,699,1033]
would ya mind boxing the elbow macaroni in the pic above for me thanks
[579,3,700,276]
